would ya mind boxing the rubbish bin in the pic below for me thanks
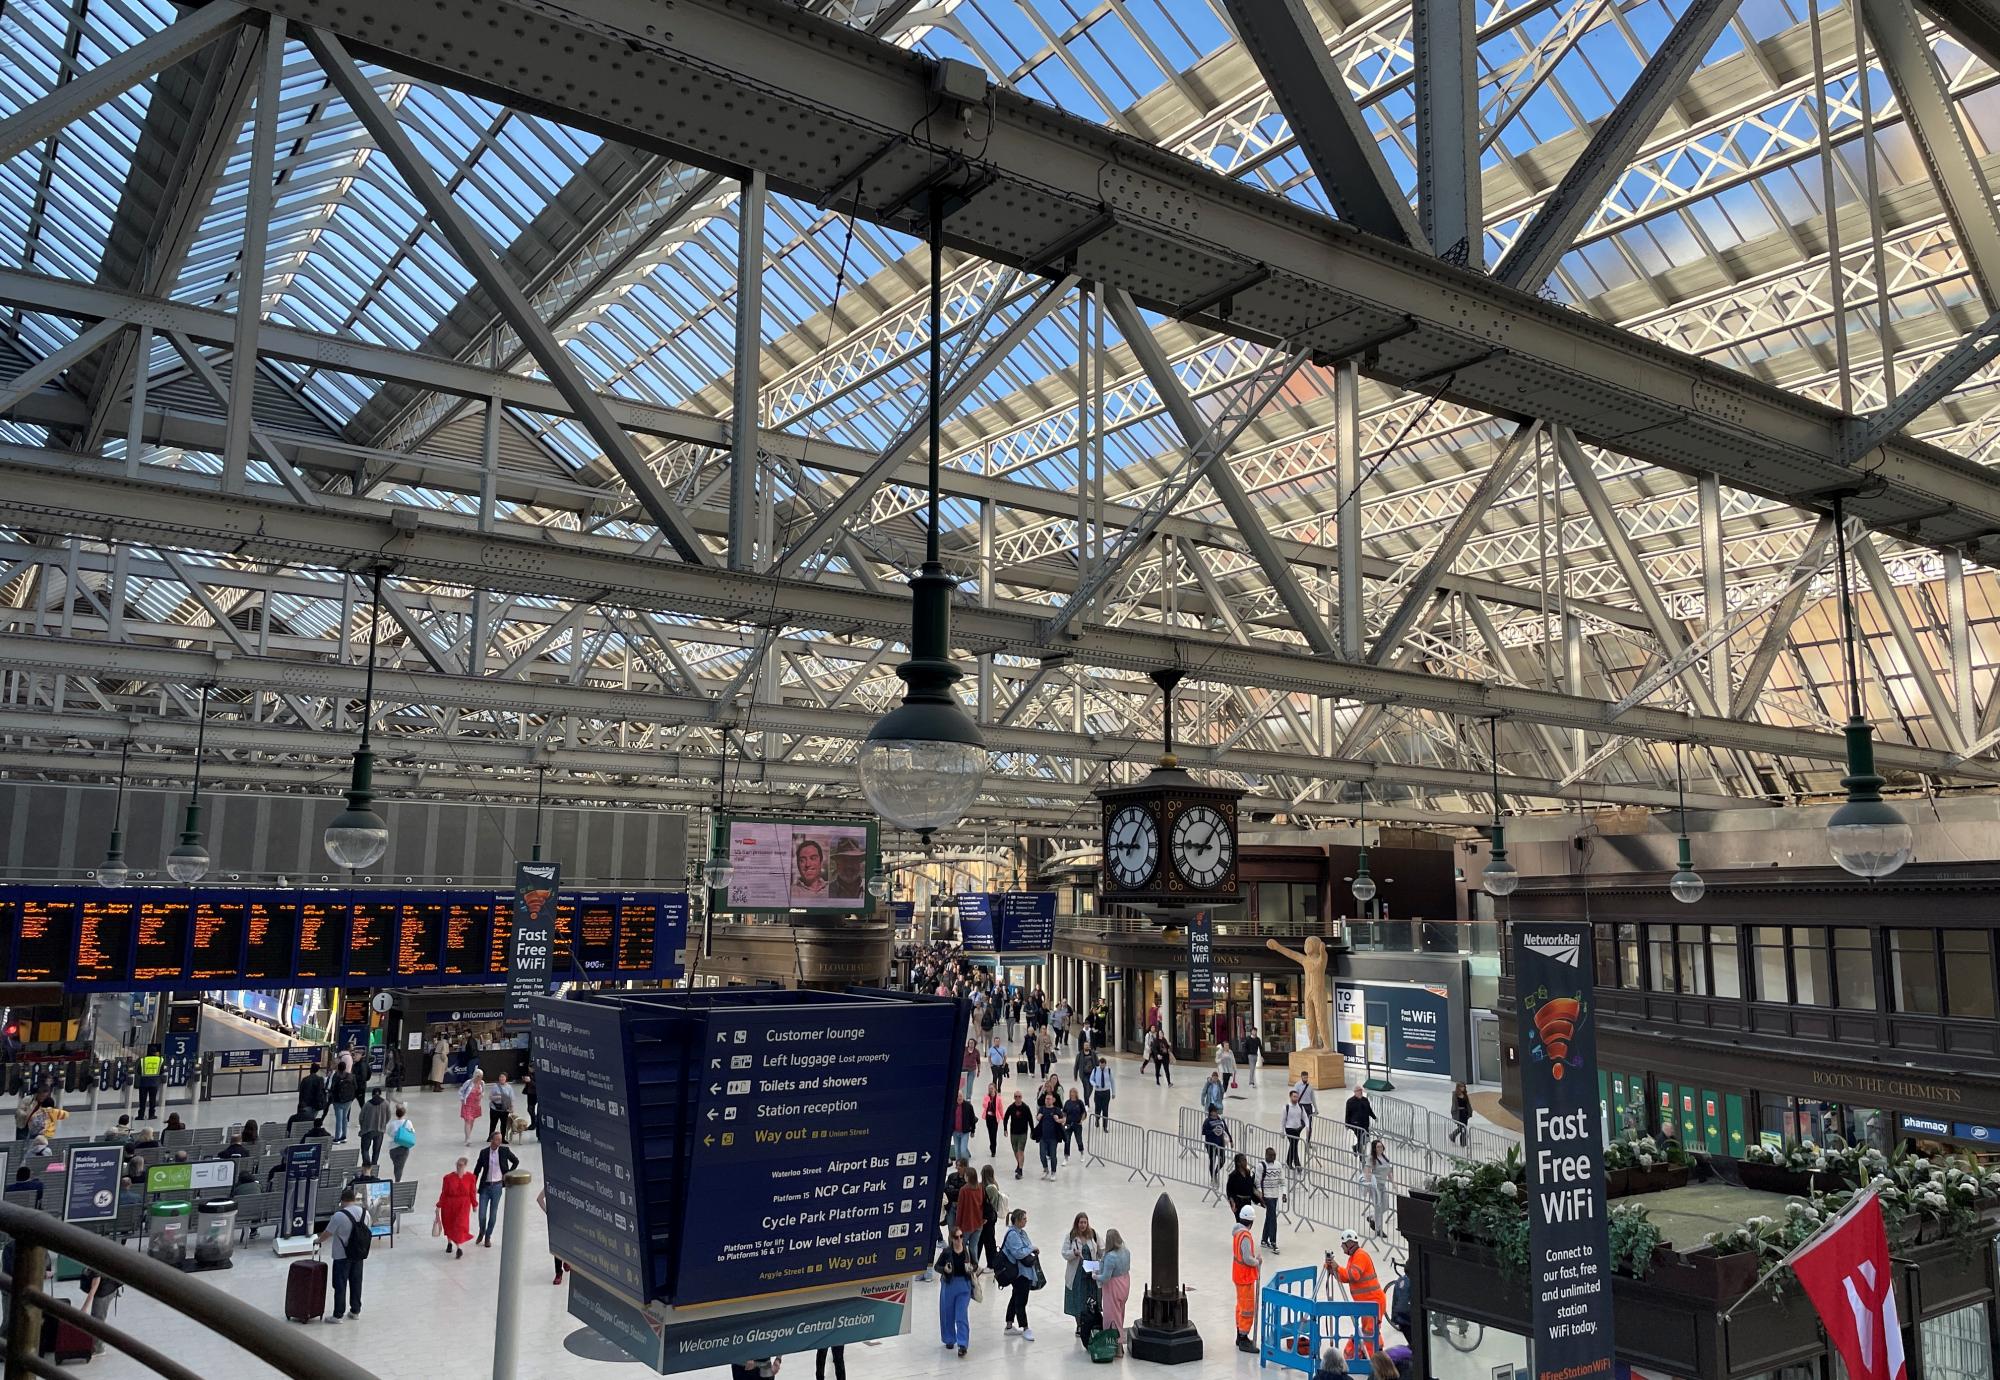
[148,1201,192,1266]
[194,1198,238,1267]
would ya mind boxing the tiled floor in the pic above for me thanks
[30,1035,1510,1379]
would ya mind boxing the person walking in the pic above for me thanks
[954,1164,986,1251]
[1257,1146,1285,1253]
[297,1062,328,1125]
[1450,1082,1473,1148]
[1034,1094,1063,1181]
[1242,1030,1262,1086]
[1362,1139,1394,1234]
[1283,1090,1309,1170]
[936,1226,975,1358]
[426,1036,449,1090]
[960,1040,981,1101]
[458,1070,485,1145]
[536,1186,567,1286]
[327,1060,359,1143]
[987,1037,1009,1093]
[1225,1151,1259,1220]
[1062,1085,1087,1159]
[487,1073,516,1141]
[1003,1092,1033,1180]
[1139,1027,1156,1079]
[974,1163,1002,1266]
[952,1095,976,1162]
[1343,1085,1374,1160]
[1201,1106,1232,1182]
[134,1045,163,1121]
[981,1086,1001,1158]
[1098,1228,1131,1354]
[1071,1035,1095,1086]
[814,1346,846,1380]
[999,1208,1040,1340]
[357,1088,390,1169]
[1087,1058,1115,1131]
[521,1068,539,1134]
[1059,1212,1101,1345]
[471,1131,519,1247]
[1153,1034,1173,1086]
[386,1103,416,1182]
[1200,1071,1226,1117]
[1216,1038,1238,1094]
[435,1157,475,1257]
[1230,1203,1262,1353]
[317,1186,371,1323]
[1295,1071,1317,1141]
[1036,1023,1056,1080]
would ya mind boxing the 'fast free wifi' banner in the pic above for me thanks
[1514,922,1615,1380]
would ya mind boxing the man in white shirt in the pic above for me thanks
[1255,1146,1285,1253]
[1087,1059,1115,1130]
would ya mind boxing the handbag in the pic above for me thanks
[993,1256,1019,1288]
[431,1210,443,1238]
[393,1122,417,1148]
[1026,1252,1047,1290]
[969,1268,984,1303]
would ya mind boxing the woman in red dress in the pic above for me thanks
[436,1156,476,1258]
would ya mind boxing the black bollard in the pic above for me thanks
[1128,1191,1204,1363]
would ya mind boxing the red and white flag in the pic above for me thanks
[1787,1190,1906,1380]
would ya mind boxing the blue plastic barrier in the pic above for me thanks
[1259,1266,1379,1370]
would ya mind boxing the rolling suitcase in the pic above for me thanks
[284,1257,327,1323]
[1016,1059,1030,1074]
[50,1319,95,1363]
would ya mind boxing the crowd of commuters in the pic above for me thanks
[889,942,1420,1372]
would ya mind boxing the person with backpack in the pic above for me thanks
[296,1062,327,1122]
[326,1062,359,1143]
[386,1103,416,1182]
[316,1186,371,1322]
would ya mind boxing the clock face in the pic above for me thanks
[1170,803,1235,889]
[1104,805,1160,890]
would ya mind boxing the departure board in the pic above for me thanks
[346,898,396,978]
[399,902,443,978]
[550,900,577,968]
[15,896,73,982]
[573,897,617,975]
[74,898,136,985]
[191,900,247,981]
[0,886,683,991]
[443,899,494,978]
[296,898,342,979]
[134,898,191,982]
[243,899,296,982]
[616,899,655,973]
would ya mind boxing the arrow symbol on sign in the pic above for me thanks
[709,1084,721,1095]
[706,1109,719,1121]
[710,1059,721,1070]
[703,1135,714,1147]
[921,1153,931,1163]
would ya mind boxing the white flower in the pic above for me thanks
[1499,1182,1519,1199]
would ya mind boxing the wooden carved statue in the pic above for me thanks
[1264,936,1331,1051]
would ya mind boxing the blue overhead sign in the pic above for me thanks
[954,893,1053,952]
[956,894,995,951]
[673,1001,962,1305]
[531,998,649,1299]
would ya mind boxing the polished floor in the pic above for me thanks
[30,1040,1510,1379]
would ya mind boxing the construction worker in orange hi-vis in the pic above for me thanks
[1328,1228,1385,1356]
[1231,1203,1262,1353]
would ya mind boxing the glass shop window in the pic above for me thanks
[1832,927,1875,1011]
[1944,931,1996,1020]
[1889,929,1941,1015]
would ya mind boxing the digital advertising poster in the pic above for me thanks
[1514,921,1615,1380]
[712,817,874,912]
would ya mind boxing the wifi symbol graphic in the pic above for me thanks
[1532,997,1581,1079]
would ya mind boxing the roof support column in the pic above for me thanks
[1852,530,1969,753]
[1335,361,1364,660]
[1699,474,1729,712]
[729,171,766,571]
[1415,0,1482,267]
[223,19,281,496]
[1947,548,1974,746]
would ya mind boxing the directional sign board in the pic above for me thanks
[530,997,650,1299]
[673,999,961,1304]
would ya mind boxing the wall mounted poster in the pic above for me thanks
[714,818,873,912]
[1513,921,1615,1380]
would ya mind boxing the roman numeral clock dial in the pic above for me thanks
[1104,804,1159,889]
[1170,803,1234,889]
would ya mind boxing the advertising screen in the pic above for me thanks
[711,816,875,913]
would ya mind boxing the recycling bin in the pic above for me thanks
[147,1201,191,1266]
[193,1199,238,1267]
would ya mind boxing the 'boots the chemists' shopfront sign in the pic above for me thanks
[1514,922,1615,1380]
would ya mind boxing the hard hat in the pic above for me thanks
[1339,1228,1361,1245]
[1239,1204,1257,1222]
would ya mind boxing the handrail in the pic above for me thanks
[0,1203,374,1380]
